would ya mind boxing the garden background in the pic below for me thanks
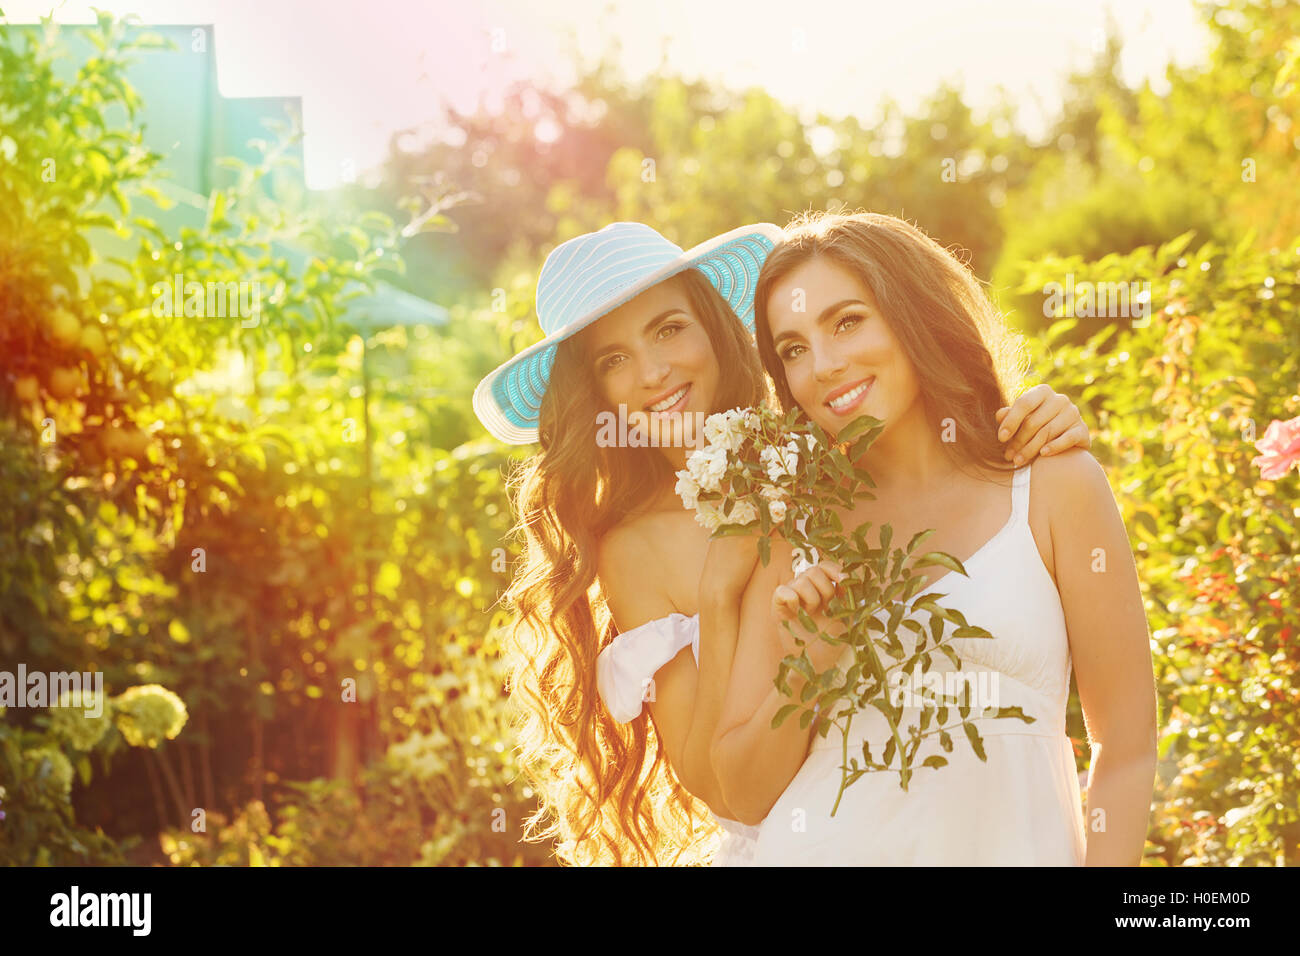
[0,0,1296,865]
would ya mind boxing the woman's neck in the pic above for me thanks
[853,402,959,497]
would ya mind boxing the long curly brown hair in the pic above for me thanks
[504,267,768,865]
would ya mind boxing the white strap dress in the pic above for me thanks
[751,464,1089,865]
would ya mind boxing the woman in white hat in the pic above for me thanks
[473,221,1091,866]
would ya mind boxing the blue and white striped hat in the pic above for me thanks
[473,221,783,444]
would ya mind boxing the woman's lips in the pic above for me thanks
[647,383,691,415]
[824,378,874,417]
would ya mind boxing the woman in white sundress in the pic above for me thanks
[709,211,1158,866]
[473,220,1093,866]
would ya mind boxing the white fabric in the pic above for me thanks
[595,612,760,865]
[752,464,1089,865]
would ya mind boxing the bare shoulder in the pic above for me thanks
[596,515,672,628]
[1029,448,1111,509]
[597,519,645,592]
[597,512,661,577]
[1026,450,1113,582]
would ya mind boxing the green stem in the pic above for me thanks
[832,711,853,817]
[860,631,910,783]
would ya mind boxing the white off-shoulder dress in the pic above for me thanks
[752,464,1088,866]
[595,612,761,865]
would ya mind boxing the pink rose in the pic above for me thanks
[1252,415,1300,480]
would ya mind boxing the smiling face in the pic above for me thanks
[580,273,721,450]
[764,256,921,439]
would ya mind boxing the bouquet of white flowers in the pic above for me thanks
[676,406,1035,814]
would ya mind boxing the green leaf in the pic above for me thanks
[771,703,799,728]
[964,721,986,760]
[795,607,816,636]
[992,705,1036,724]
[835,414,878,445]
[914,552,967,576]
[922,755,947,769]
[905,528,936,555]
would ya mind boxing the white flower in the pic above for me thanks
[703,446,729,487]
[760,446,782,483]
[686,447,723,493]
[703,409,748,453]
[761,444,799,483]
[768,498,788,522]
[674,470,700,510]
[723,498,759,527]
[694,499,725,532]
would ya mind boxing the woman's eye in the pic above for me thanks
[836,313,863,333]
[601,354,625,372]
[780,343,805,362]
[657,322,682,339]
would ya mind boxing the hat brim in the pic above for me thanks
[473,222,784,445]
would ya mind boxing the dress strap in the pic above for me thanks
[1010,464,1032,524]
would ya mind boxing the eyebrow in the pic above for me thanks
[771,299,867,349]
[590,309,686,363]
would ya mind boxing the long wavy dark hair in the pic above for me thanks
[504,267,768,865]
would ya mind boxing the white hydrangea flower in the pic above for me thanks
[768,498,788,522]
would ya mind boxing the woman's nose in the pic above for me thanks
[639,356,671,387]
[812,343,847,381]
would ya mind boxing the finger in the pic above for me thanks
[1042,421,1090,455]
[1046,404,1090,453]
[1006,394,1066,462]
[816,558,844,580]
[804,568,838,604]
[791,576,826,611]
[1013,415,1067,464]
[773,585,800,619]
[997,384,1049,443]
